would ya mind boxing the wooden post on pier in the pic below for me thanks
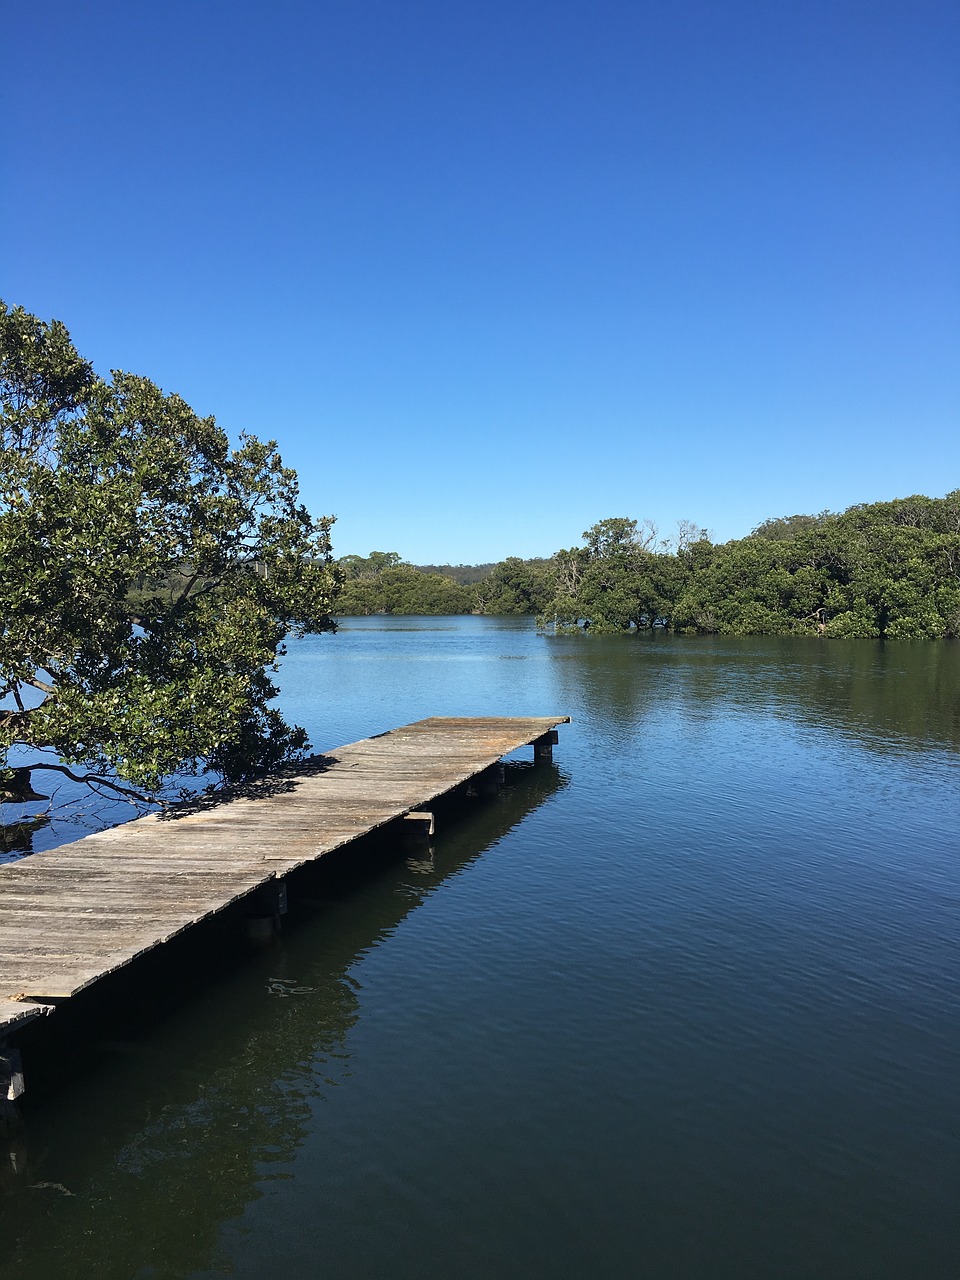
[0,1040,25,1103]
[0,1095,27,1195]
[403,810,436,841]
[246,878,289,942]
[534,729,559,763]
[402,810,435,873]
[471,763,505,797]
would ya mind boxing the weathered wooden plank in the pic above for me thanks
[0,999,55,1033]
[0,883,270,901]
[0,902,247,920]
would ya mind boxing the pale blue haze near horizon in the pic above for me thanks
[4,0,958,563]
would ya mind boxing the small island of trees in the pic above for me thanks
[337,499,960,641]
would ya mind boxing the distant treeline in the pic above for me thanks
[335,491,960,640]
[415,562,496,585]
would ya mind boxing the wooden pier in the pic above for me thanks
[0,716,568,1096]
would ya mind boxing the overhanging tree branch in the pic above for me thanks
[11,762,154,806]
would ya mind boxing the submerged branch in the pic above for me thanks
[10,762,155,807]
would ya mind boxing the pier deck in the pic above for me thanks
[0,717,567,1048]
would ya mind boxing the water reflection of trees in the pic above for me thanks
[0,763,564,1280]
[545,633,960,755]
[0,815,51,863]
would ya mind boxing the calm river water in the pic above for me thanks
[2,618,959,1279]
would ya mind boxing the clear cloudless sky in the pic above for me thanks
[4,0,958,562]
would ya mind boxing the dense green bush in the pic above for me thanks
[335,495,960,641]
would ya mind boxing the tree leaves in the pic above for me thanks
[539,497,960,638]
[1,302,341,806]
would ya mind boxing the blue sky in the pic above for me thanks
[5,0,958,562]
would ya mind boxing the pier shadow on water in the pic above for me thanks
[0,761,564,1280]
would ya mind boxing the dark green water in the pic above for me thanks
[2,620,959,1279]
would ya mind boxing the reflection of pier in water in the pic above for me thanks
[0,754,566,1279]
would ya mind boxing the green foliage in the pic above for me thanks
[0,301,340,805]
[749,511,835,540]
[334,552,556,617]
[539,494,960,641]
[538,520,678,631]
[475,558,555,615]
[415,562,496,585]
[581,517,642,559]
[335,552,473,615]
